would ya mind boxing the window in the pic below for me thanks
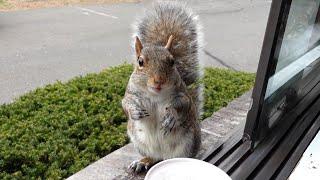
[245,0,320,144]
[205,0,320,179]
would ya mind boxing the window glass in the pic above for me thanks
[275,0,320,73]
[263,0,320,128]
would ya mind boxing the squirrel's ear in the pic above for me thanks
[165,35,174,50]
[135,36,143,57]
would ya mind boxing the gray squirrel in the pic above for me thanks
[122,1,203,173]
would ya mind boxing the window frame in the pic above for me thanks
[244,0,290,145]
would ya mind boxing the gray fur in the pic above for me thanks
[133,1,203,118]
[124,1,203,173]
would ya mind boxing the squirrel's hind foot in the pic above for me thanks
[128,157,157,174]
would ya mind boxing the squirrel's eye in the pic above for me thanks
[138,58,144,67]
[170,59,174,66]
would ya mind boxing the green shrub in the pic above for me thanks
[0,64,255,179]
[202,68,255,118]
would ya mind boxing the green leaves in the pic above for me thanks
[0,64,254,179]
[202,68,255,118]
[0,64,131,179]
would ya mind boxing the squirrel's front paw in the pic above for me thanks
[161,108,177,135]
[130,107,149,120]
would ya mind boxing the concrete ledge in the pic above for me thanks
[68,90,252,180]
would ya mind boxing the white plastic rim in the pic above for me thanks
[145,158,232,180]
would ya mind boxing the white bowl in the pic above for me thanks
[145,158,232,180]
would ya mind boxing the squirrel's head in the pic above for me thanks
[133,35,180,94]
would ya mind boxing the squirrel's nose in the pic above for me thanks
[154,79,161,85]
[153,75,165,86]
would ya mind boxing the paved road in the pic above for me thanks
[0,0,271,104]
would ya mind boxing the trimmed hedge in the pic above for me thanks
[0,64,255,179]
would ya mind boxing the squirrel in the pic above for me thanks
[122,1,203,173]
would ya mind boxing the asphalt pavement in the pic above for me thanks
[0,0,271,104]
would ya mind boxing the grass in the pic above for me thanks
[0,64,255,179]
[0,0,140,11]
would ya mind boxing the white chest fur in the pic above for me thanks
[127,81,191,160]
[131,94,189,160]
